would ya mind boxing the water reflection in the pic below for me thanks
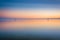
[1,20,60,30]
[0,20,60,39]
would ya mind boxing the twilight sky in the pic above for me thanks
[0,0,60,18]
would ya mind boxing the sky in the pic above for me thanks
[1,0,60,8]
[0,0,60,18]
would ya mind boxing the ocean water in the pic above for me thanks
[0,20,60,39]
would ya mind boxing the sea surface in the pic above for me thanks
[0,20,60,39]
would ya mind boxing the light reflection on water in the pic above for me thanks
[1,20,60,30]
[0,20,60,38]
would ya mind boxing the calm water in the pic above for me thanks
[0,20,60,39]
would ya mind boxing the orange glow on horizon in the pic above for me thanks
[1,9,60,18]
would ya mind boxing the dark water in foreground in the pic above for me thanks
[0,30,60,40]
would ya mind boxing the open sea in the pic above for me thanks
[0,19,60,40]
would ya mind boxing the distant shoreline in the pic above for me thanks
[0,18,60,20]
[0,18,60,22]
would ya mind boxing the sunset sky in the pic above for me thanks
[0,0,60,18]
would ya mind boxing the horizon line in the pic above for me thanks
[0,18,60,22]
[0,17,60,19]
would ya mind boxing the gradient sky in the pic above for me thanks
[0,0,60,18]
